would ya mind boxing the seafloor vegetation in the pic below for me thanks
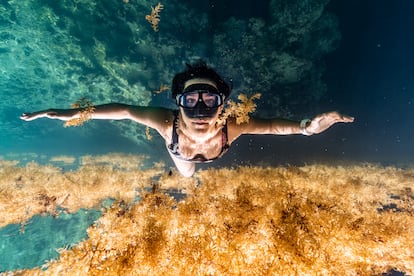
[1,154,413,274]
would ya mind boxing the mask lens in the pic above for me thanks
[179,92,199,108]
[202,92,221,108]
[177,91,222,108]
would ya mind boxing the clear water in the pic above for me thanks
[0,0,413,272]
[0,210,101,271]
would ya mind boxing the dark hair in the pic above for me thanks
[171,61,231,99]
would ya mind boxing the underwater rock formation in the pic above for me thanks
[211,0,340,118]
[1,0,339,148]
[1,0,206,146]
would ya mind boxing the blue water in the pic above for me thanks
[0,209,101,271]
[0,0,413,273]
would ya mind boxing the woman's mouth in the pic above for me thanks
[192,120,210,127]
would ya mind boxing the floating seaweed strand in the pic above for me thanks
[145,2,164,32]
[64,97,95,127]
[217,93,261,126]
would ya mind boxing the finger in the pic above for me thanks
[326,112,354,123]
[312,113,326,123]
[20,113,32,120]
[339,115,355,123]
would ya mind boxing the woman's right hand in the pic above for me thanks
[20,109,74,121]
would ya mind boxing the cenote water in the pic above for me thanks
[0,0,413,274]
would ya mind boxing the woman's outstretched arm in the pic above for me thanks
[20,103,173,137]
[227,111,354,143]
[21,103,130,121]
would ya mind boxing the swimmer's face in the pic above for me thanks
[180,105,223,131]
[179,78,224,131]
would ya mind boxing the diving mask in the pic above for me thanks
[176,84,224,118]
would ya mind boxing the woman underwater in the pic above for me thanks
[21,62,354,177]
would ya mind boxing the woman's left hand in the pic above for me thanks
[305,111,354,135]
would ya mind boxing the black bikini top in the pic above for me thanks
[167,111,230,163]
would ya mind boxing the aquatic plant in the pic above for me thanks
[145,2,164,32]
[153,83,169,94]
[2,0,339,148]
[146,126,153,141]
[49,155,76,164]
[64,97,95,127]
[211,0,340,117]
[218,93,261,126]
[0,154,161,228]
[1,156,413,274]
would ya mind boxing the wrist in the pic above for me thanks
[300,119,312,136]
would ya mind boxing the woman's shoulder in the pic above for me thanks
[151,107,176,141]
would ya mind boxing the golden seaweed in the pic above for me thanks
[146,126,153,141]
[2,157,413,275]
[64,97,95,127]
[145,2,164,32]
[217,92,261,125]
[154,83,169,94]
